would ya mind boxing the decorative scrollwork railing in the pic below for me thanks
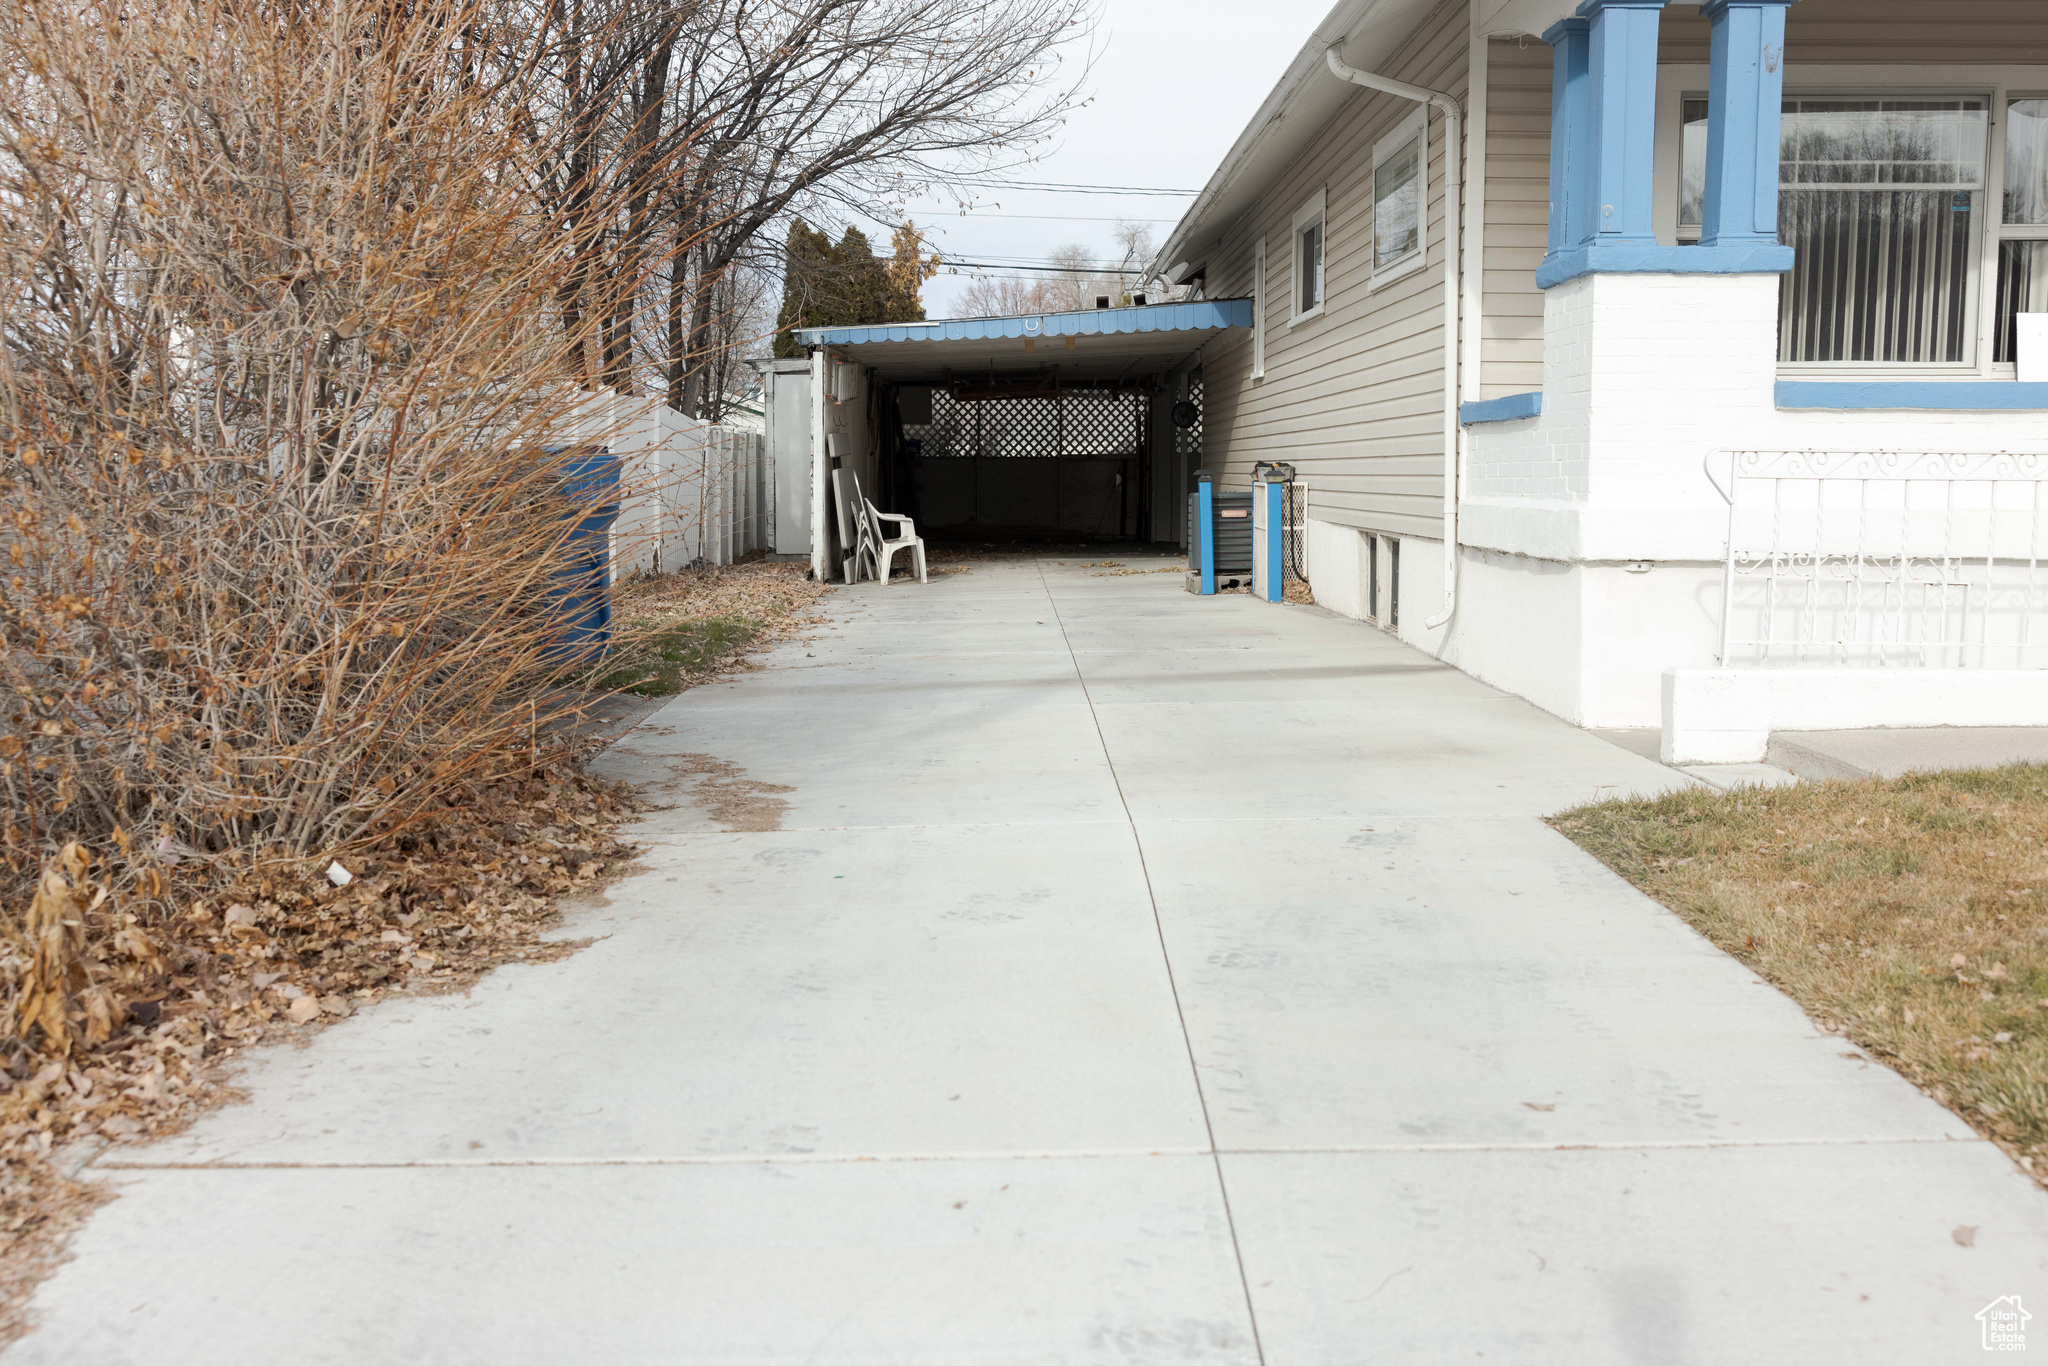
[1707,449,2048,668]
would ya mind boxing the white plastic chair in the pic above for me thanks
[829,466,875,584]
[862,497,927,586]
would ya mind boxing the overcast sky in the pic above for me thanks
[891,0,1333,318]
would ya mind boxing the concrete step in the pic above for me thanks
[1679,762,1802,790]
[1768,726,2048,781]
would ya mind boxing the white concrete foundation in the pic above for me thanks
[1662,667,2048,764]
[1303,516,1370,622]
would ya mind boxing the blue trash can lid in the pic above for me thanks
[542,446,620,516]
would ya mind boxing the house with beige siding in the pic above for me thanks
[1152,0,2048,761]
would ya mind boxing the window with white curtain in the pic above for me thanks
[1995,97,2048,364]
[1778,97,1988,365]
[1680,95,1991,366]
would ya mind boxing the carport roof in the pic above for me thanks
[796,298,1250,384]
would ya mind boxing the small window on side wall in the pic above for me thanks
[1290,189,1326,323]
[1371,111,1426,287]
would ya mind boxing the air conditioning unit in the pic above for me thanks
[1186,471,1252,594]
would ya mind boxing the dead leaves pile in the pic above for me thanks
[618,558,829,645]
[12,847,126,1058]
[0,763,643,1344]
[924,542,1009,564]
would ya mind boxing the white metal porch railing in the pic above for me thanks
[1707,449,2048,668]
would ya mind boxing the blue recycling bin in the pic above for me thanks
[544,448,621,665]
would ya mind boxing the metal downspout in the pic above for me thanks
[1456,10,1488,622]
[808,347,829,582]
[1322,43,1464,631]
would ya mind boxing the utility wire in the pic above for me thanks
[922,212,1182,223]
[939,259,1152,274]
[932,177,1200,196]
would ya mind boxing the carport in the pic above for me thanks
[795,299,1250,581]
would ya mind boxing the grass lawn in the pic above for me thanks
[595,560,832,696]
[1552,764,2048,1180]
[594,615,761,695]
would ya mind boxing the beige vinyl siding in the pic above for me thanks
[1196,1,2048,541]
[1415,4,2048,402]
[1482,36,1551,398]
[1200,0,1469,541]
[1661,0,2048,65]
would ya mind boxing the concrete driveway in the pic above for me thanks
[13,553,2048,1364]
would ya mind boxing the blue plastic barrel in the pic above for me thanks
[544,448,621,664]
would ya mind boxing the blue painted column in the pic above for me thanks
[1580,0,1668,251]
[1537,0,1799,286]
[1541,18,1591,271]
[1699,0,1799,256]
[1537,1,1670,286]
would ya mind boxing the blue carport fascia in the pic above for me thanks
[795,298,1254,349]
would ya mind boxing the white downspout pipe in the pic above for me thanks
[808,346,829,582]
[1324,43,1463,631]
[1460,10,1488,524]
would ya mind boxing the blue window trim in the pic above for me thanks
[1460,392,1543,425]
[1776,381,2048,412]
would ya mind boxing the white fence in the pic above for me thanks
[587,396,774,578]
[1709,449,2048,668]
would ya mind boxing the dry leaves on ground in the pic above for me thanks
[1552,763,2048,1183]
[600,560,834,695]
[1094,563,1183,577]
[0,763,643,1345]
[618,558,831,641]
[924,542,1009,564]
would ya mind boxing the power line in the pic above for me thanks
[944,250,1137,266]
[922,212,1183,223]
[938,258,1150,274]
[932,177,1200,197]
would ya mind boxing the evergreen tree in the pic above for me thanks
[771,220,835,359]
[885,222,939,323]
[773,220,935,356]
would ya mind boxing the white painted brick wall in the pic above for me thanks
[1453,270,2048,731]
[1468,271,2048,563]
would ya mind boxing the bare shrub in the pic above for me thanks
[0,0,684,1058]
